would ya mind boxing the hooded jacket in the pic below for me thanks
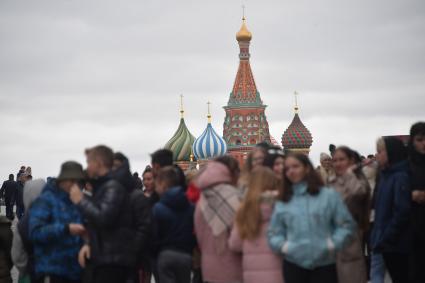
[29,181,83,280]
[371,137,410,254]
[268,183,355,270]
[152,186,196,255]
[12,179,45,278]
[194,162,243,283]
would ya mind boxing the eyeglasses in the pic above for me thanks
[267,149,285,156]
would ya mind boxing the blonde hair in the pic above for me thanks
[377,137,386,151]
[235,167,281,240]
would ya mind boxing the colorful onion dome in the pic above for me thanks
[281,113,313,150]
[164,118,196,162]
[164,96,196,162]
[236,17,252,42]
[193,103,227,160]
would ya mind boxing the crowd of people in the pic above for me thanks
[0,166,33,221]
[0,121,424,283]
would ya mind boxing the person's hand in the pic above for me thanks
[70,183,83,204]
[69,223,86,236]
[347,164,359,174]
[412,191,425,204]
[78,244,90,268]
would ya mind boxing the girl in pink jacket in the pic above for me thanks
[229,167,284,283]
[194,156,243,283]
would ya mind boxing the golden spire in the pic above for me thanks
[207,101,212,123]
[236,6,252,42]
[180,94,184,118]
[190,150,194,162]
[294,91,299,114]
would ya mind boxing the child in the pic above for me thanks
[153,166,196,283]
[229,167,284,283]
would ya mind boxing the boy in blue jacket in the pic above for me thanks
[29,161,86,283]
[153,166,196,283]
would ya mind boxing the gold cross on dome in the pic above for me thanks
[294,91,299,113]
[180,94,184,118]
[207,101,212,122]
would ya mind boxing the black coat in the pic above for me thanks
[78,174,136,267]
[15,181,24,208]
[0,180,17,201]
[409,150,425,235]
[0,216,12,283]
[152,186,196,255]
[130,189,151,263]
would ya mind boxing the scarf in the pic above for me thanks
[199,184,240,237]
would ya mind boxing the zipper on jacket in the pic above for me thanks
[306,194,313,268]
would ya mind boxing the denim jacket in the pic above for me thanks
[268,183,355,270]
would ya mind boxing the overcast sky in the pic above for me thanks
[0,0,424,179]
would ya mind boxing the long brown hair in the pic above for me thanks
[235,167,281,240]
[214,155,240,185]
[281,153,324,202]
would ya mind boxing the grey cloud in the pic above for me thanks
[0,0,424,177]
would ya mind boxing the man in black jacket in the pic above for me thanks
[112,152,152,282]
[70,145,136,283]
[0,174,17,220]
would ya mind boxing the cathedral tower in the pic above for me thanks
[223,17,271,164]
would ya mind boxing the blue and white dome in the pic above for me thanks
[193,122,227,160]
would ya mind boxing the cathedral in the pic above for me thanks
[164,16,313,169]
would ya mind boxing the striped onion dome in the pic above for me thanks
[281,113,313,150]
[193,122,227,160]
[164,118,196,162]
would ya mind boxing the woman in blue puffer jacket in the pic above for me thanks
[268,153,355,283]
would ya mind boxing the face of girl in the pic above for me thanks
[333,150,354,176]
[143,172,154,192]
[285,157,308,184]
[413,134,425,154]
[251,149,265,169]
[273,157,285,179]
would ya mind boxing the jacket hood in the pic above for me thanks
[384,137,407,166]
[160,186,190,211]
[110,160,135,192]
[23,179,46,209]
[196,161,232,190]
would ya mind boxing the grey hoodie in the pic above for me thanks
[11,179,45,276]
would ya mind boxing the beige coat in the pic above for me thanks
[317,166,336,185]
[329,171,370,283]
